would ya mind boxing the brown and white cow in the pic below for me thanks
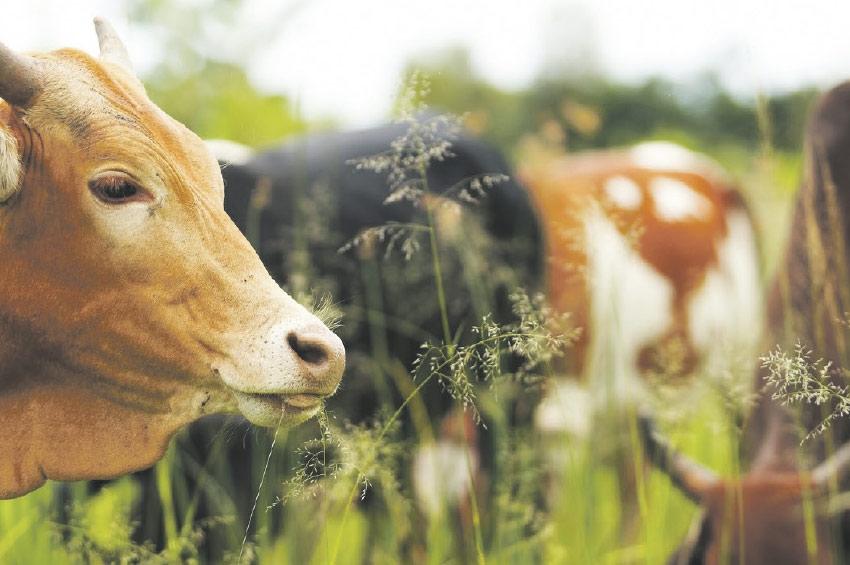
[642,82,850,563]
[524,142,762,434]
[0,19,344,498]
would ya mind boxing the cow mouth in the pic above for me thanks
[230,390,326,426]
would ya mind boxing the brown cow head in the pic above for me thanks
[639,416,849,565]
[0,19,345,498]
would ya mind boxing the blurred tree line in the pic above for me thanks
[404,48,818,159]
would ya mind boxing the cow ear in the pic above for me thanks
[0,36,41,205]
[638,413,718,503]
[0,105,21,205]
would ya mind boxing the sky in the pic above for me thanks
[2,0,850,126]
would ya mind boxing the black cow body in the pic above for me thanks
[222,122,542,419]
[225,122,540,254]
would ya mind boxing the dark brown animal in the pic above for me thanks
[640,416,849,564]
[642,82,850,564]
[0,19,344,499]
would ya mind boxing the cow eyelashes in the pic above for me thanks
[89,174,146,204]
[100,180,137,200]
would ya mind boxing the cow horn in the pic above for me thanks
[810,442,850,489]
[94,17,133,72]
[638,413,719,503]
[0,41,41,107]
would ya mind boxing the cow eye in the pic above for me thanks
[89,175,145,204]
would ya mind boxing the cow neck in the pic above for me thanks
[0,323,209,497]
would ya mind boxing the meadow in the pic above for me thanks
[0,60,812,564]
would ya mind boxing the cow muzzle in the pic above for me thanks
[218,317,346,427]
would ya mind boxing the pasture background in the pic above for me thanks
[0,0,825,563]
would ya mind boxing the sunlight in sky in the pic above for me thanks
[3,0,850,126]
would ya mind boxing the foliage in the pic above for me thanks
[762,343,850,441]
[414,292,576,419]
[146,60,309,148]
[403,47,818,157]
[127,0,313,146]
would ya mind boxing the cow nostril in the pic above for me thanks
[287,332,328,366]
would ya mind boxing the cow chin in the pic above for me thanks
[231,390,324,427]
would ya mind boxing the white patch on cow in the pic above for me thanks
[650,176,713,222]
[534,210,674,437]
[412,441,476,518]
[204,139,253,166]
[630,141,727,179]
[603,175,642,210]
[688,210,762,366]
[631,141,702,171]
[583,209,674,399]
[0,128,21,203]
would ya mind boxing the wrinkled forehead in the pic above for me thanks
[24,48,213,174]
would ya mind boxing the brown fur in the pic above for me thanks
[678,475,835,565]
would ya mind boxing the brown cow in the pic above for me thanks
[642,82,850,563]
[0,19,344,498]
[526,143,761,434]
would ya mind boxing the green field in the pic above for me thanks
[0,3,819,560]
[0,113,807,563]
